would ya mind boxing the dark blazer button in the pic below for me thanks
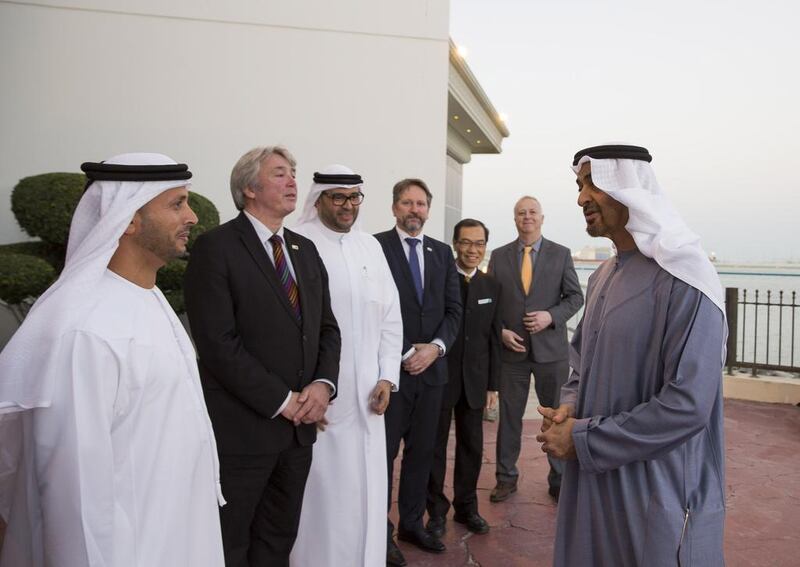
[298,370,304,377]
[302,335,307,342]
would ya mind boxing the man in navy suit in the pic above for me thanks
[374,179,462,566]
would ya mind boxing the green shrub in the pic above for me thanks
[0,241,64,269]
[162,289,185,314]
[188,192,219,248]
[0,253,56,304]
[157,259,187,291]
[11,173,85,246]
[5,172,218,314]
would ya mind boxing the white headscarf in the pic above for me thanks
[0,153,191,413]
[572,153,725,315]
[296,164,364,228]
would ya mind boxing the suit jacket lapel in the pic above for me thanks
[282,229,308,329]
[234,213,301,327]
[505,243,526,297]
[422,236,435,306]
[530,238,548,295]
[389,230,421,305]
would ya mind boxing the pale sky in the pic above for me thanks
[451,0,798,263]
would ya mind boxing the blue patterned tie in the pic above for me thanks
[406,237,423,304]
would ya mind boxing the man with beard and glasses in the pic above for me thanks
[374,179,461,566]
[290,165,403,567]
[537,144,727,566]
[0,153,225,567]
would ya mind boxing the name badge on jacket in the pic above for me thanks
[478,298,492,305]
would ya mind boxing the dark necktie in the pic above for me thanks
[269,234,301,320]
[405,237,424,304]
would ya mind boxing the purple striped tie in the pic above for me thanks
[269,234,301,320]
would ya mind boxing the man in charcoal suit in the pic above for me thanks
[488,196,583,503]
[184,146,341,567]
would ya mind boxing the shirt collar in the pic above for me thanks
[456,265,478,278]
[244,210,284,244]
[517,236,542,253]
[396,226,425,244]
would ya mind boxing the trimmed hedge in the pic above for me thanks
[11,173,85,246]
[0,241,64,270]
[4,172,219,314]
[188,192,219,248]
[0,253,56,304]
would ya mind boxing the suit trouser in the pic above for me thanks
[218,439,312,567]
[427,391,484,518]
[496,358,568,487]
[385,377,444,537]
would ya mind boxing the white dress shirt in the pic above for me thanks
[244,211,335,418]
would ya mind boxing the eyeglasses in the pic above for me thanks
[323,192,364,206]
[455,239,487,249]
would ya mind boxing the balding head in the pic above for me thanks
[514,196,544,243]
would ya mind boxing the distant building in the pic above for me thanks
[574,245,613,261]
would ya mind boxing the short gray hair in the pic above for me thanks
[514,195,541,211]
[230,146,297,210]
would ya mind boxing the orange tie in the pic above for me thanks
[521,245,533,295]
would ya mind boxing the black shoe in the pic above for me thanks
[426,515,446,538]
[386,539,407,566]
[548,484,560,502]
[397,527,446,554]
[490,481,517,502]
[453,512,490,534]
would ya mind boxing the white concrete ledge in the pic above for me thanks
[723,374,800,405]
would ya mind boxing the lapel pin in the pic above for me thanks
[426,246,433,252]
[291,244,299,250]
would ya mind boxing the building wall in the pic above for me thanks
[444,153,462,243]
[0,0,451,242]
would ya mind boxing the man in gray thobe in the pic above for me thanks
[538,144,727,566]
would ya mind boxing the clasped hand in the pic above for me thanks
[402,343,439,375]
[281,381,331,426]
[536,404,577,460]
[523,310,552,334]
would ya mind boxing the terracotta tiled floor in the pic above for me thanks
[1,400,797,566]
[390,399,800,567]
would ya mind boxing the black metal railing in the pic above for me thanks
[726,287,800,375]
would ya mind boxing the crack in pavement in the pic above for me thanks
[459,534,481,566]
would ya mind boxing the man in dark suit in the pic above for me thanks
[488,196,583,503]
[374,178,462,566]
[184,146,341,567]
[425,218,501,538]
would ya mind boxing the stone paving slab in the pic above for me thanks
[391,399,800,567]
[1,399,797,565]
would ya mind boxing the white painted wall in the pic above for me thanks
[0,0,451,242]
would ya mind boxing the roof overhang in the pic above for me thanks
[447,39,510,164]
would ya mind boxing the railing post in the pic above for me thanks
[725,287,738,375]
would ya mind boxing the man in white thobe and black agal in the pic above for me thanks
[0,154,225,567]
[537,144,727,567]
[290,165,403,567]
